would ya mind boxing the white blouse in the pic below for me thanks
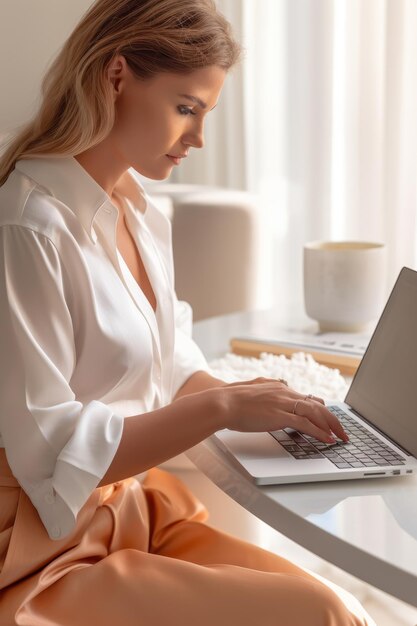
[0,156,209,540]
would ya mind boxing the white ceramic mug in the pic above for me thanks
[303,241,387,332]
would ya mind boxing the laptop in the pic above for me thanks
[213,266,417,485]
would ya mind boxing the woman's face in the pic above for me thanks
[108,60,226,179]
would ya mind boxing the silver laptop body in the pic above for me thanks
[214,267,417,485]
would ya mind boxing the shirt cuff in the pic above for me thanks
[28,401,124,540]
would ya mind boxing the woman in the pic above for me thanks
[0,1,373,624]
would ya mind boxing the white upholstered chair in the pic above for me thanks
[146,183,263,321]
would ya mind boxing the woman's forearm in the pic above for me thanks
[99,389,224,486]
[173,370,227,399]
[99,370,349,486]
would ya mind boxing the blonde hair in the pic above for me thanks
[0,0,241,185]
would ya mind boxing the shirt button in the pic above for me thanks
[44,492,55,505]
[50,525,61,539]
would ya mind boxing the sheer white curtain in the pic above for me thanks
[173,0,417,315]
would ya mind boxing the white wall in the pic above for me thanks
[0,0,92,135]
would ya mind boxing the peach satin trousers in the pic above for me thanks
[0,451,373,626]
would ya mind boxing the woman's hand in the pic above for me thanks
[214,377,348,444]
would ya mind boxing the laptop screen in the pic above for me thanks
[346,267,417,458]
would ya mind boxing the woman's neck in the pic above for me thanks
[75,137,129,199]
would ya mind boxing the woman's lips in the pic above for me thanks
[166,154,186,165]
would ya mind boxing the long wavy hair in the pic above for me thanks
[0,0,241,185]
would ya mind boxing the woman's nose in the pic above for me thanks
[183,122,204,150]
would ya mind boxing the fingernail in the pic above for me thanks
[327,436,336,443]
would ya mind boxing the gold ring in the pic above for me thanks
[292,399,302,415]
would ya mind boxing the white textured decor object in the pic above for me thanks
[209,351,349,402]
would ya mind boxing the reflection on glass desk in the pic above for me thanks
[189,309,417,608]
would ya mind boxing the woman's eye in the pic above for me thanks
[177,105,196,116]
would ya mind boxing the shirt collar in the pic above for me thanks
[15,156,148,243]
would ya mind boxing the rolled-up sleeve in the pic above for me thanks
[171,295,210,398]
[0,225,124,540]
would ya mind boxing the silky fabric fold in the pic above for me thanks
[0,450,373,626]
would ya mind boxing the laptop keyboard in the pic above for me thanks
[270,405,406,468]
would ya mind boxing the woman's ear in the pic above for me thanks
[107,54,128,98]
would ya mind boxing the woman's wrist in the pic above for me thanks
[174,384,227,431]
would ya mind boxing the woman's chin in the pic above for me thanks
[134,164,174,181]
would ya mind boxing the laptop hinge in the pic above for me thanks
[350,408,412,456]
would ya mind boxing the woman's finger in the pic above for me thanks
[323,408,349,441]
[298,393,326,406]
[290,413,336,443]
[288,398,349,442]
[307,402,349,441]
[311,395,325,405]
